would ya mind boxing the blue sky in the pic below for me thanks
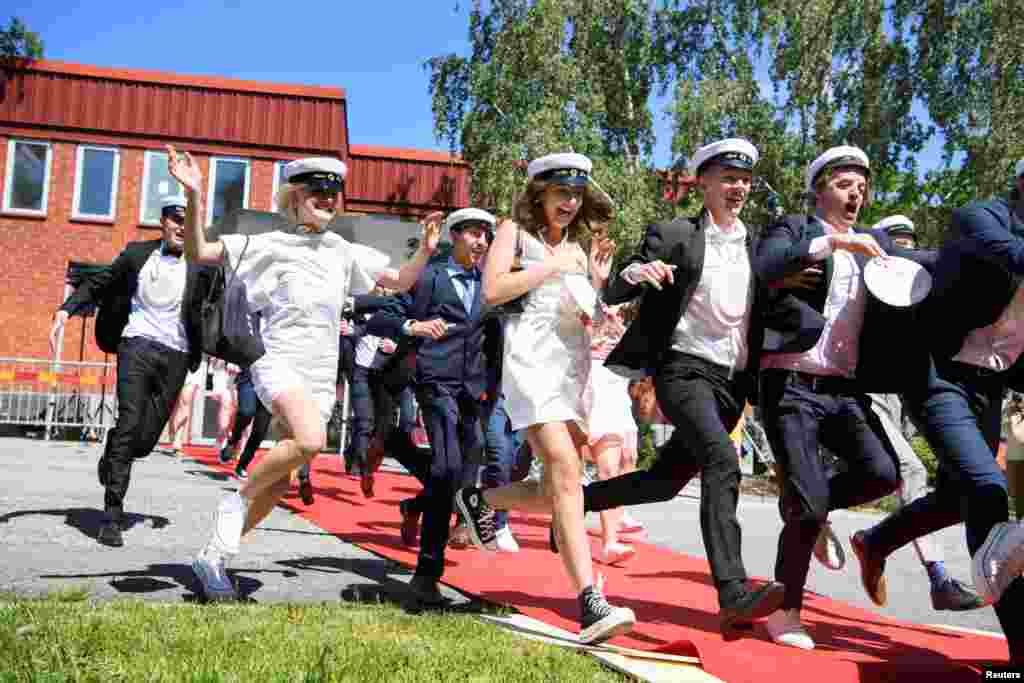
[11,2,943,171]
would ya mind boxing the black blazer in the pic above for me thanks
[754,214,937,393]
[59,239,213,372]
[603,211,767,405]
[367,262,490,399]
[921,198,1024,388]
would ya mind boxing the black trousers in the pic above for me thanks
[232,370,273,472]
[759,369,900,610]
[584,352,747,598]
[103,336,189,516]
[415,383,482,579]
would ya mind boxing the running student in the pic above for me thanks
[167,147,438,600]
[455,153,635,644]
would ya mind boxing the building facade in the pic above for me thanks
[0,58,470,362]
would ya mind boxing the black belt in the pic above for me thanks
[941,360,1002,381]
[766,368,859,395]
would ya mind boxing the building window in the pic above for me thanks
[72,145,120,220]
[271,160,289,212]
[3,139,52,214]
[139,150,183,225]
[206,157,250,226]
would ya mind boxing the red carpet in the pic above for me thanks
[188,446,1007,681]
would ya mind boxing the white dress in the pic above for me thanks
[584,315,638,448]
[502,231,592,432]
[221,230,389,426]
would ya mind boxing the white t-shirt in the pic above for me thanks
[122,245,189,352]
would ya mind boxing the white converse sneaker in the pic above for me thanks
[494,525,520,553]
[191,546,237,601]
[765,609,815,650]
[972,521,1024,605]
[209,492,247,556]
[814,521,846,570]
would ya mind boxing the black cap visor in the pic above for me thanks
[291,171,344,195]
[536,168,590,187]
[697,151,754,176]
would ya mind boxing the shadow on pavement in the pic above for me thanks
[0,507,171,543]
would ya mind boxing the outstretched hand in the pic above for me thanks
[420,210,444,254]
[165,145,202,195]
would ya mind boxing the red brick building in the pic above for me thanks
[0,59,470,362]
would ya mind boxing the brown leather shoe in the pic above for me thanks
[719,581,786,631]
[299,477,315,506]
[851,530,887,606]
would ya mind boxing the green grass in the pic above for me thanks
[0,594,627,683]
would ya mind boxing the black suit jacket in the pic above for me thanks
[367,262,491,399]
[921,197,1024,389]
[603,211,767,405]
[754,214,937,393]
[59,239,213,372]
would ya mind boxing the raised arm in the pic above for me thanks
[374,211,442,292]
[166,145,224,266]
[604,222,675,305]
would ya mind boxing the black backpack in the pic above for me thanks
[199,236,265,366]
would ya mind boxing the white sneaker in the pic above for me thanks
[813,521,846,570]
[209,492,247,556]
[597,542,636,566]
[494,525,520,553]
[765,609,815,650]
[581,462,598,486]
[618,513,645,535]
[972,521,1024,605]
[191,547,237,601]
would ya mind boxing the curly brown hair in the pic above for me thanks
[511,178,614,246]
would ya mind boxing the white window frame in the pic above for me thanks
[271,160,288,212]
[3,138,53,215]
[72,145,121,220]
[138,149,179,226]
[205,156,251,227]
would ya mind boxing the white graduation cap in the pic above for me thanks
[873,214,915,236]
[687,138,759,177]
[159,195,187,212]
[284,157,347,189]
[806,145,870,193]
[527,153,592,185]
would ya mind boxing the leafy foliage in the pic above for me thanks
[0,17,43,59]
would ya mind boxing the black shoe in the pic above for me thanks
[299,477,315,506]
[408,575,447,607]
[97,455,110,487]
[931,578,986,611]
[218,443,237,464]
[719,581,786,631]
[399,499,421,547]
[97,519,124,547]
[579,587,636,644]
[454,487,497,551]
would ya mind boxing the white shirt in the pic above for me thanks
[953,285,1024,371]
[355,334,381,369]
[122,244,189,353]
[622,214,753,373]
[760,218,868,378]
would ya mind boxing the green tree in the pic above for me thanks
[426,0,674,250]
[0,17,43,59]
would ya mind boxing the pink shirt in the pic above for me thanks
[953,285,1024,371]
[760,219,868,378]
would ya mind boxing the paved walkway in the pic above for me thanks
[0,436,1002,638]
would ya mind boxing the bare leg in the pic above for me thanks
[483,421,593,593]
[236,387,325,502]
[592,436,624,549]
[242,474,292,535]
[170,385,196,451]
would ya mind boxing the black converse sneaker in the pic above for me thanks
[454,487,498,551]
[578,586,636,644]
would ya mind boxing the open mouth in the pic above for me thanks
[844,201,859,215]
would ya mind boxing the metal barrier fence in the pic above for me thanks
[0,357,117,440]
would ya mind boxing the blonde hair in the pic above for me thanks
[275,182,303,225]
[511,178,614,247]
